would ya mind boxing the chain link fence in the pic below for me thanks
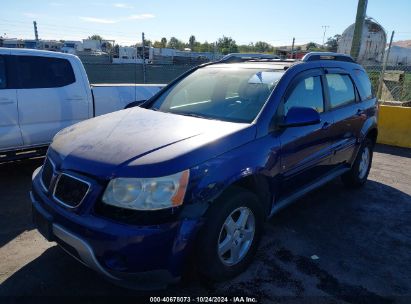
[81,57,411,106]
[363,64,411,105]
[83,63,196,84]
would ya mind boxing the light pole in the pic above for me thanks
[322,25,330,47]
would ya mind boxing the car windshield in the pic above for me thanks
[149,67,284,123]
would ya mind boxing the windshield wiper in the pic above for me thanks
[174,111,226,121]
[171,112,209,119]
[155,110,223,121]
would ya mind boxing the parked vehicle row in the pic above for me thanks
[31,52,378,288]
[0,48,163,162]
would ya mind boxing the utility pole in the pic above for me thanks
[322,25,330,47]
[33,21,39,41]
[142,32,146,84]
[377,30,395,100]
[350,0,368,61]
[291,37,295,59]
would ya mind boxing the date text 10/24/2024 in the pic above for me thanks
[149,297,258,303]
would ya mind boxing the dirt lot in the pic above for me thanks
[0,144,410,303]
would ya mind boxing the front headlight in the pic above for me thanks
[102,170,190,210]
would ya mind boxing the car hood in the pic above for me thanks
[50,107,256,179]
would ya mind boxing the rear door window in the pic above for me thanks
[0,56,6,89]
[325,74,356,109]
[17,56,75,89]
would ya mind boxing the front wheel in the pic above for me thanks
[341,138,374,188]
[195,187,264,281]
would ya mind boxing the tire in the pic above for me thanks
[341,137,374,188]
[195,186,265,281]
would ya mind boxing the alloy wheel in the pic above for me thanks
[217,206,255,266]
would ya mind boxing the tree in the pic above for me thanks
[189,35,196,50]
[160,37,167,48]
[216,36,238,55]
[238,43,254,53]
[153,38,168,48]
[199,41,212,52]
[306,42,318,50]
[101,41,112,52]
[190,42,201,52]
[167,37,184,50]
[153,41,162,48]
[325,34,341,52]
[305,41,327,52]
[254,41,272,53]
[113,44,120,57]
[88,34,103,41]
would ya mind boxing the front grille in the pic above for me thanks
[41,158,54,191]
[53,174,90,208]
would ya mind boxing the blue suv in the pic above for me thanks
[31,52,378,287]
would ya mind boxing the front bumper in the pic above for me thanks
[31,169,202,288]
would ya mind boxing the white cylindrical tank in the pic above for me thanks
[338,18,387,63]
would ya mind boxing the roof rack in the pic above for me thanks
[220,57,297,64]
[219,53,281,63]
[302,52,355,63]
[246,58,297,63]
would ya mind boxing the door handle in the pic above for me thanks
[356,109,365,116]
[322,122,331,130]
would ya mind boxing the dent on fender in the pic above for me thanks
[189,135,281,206]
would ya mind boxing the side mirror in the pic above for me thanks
[280,106,320,128]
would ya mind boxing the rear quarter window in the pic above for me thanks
[17,55,75,89]
[354,69,373,100]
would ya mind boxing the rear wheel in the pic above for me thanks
[341,137,374,188]
[195,187,264,281]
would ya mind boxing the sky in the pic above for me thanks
[1,0,411,46]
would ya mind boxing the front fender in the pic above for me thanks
[185,134,281,214]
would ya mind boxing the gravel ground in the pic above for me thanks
[0,144,410,303]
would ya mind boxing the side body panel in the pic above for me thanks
[276,111,335,197]
[328,68,378,166]
[17,55,90,146]
[275,69,336,197]
[0,51,23,150]
[92,84,164,116]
